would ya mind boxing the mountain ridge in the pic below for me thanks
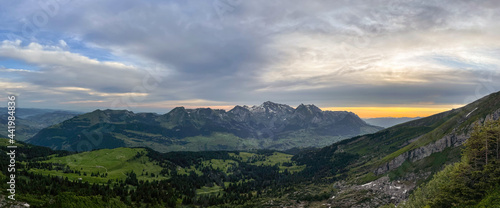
[292,91,500,207]
[0,108,81,141]
[27,101,383,152]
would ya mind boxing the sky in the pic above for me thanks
[1,0,500,118]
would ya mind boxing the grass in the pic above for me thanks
[202,159,238,172]
[176,165,204,176]
[179,151,305,176]
[196,185,224,195]
[0,138,25,147]
[191,152,305,197]
[275,130,348,150]
[378,92,500,167]
[377,110,461,165]
[324,107,468,182]
[356,172,380,185]
[28,147,168,184]
[229,152,256,160]
[132,132,260,152]
[24,144,305,189]
[123,129,162,137]
[249,152,306,173]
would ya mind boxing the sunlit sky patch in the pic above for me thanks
[1,0,500,118]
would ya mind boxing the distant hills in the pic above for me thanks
[27,101,382,152]
[0,108,81,141]
[364,117,421,128]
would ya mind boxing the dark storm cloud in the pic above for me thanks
[1,0,500,111]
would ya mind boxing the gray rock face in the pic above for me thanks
[375,132,468,175]
[227,102,380,138]
[375,108,500,175]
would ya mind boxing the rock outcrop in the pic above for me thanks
[375,108,500,175]
[375,132,468,175]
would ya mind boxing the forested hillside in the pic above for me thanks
[0,139,316,207]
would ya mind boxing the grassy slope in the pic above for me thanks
[146,132,254,152]
[176,151,305,195]
[0,138,26,147]
[289,91,500,192]
[229,152,306,173]
[29,147,168,183]
[22,142,304,198]
[337,91,500,181]
[115,131,352,153]
[382,91,500,164]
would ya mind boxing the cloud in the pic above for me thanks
[1,0,500,114]
[0,40,164,93]
[59,40,67,48]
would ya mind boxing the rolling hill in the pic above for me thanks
[27,101,382,152]
[0,138,306,207]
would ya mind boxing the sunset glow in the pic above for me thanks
[323,106,464,118]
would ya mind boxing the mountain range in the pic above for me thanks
[2,91,500,207]
[0,108,81,141]
[27,101,382,152]
[364,117,421,128]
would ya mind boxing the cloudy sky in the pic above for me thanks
[1,0,500,118]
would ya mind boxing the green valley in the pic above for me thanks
[1,92,500,207]
[1,138,308,207]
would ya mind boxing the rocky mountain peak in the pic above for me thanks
[229,105,251,116]
[296,104,322,114]
[229,105,251,112]
[169,106,186,114]
[251,101,294,114]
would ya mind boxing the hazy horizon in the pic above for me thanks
[0,101,458,119]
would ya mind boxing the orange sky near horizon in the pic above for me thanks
[323,106,464,118]
[175,104,465,119]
